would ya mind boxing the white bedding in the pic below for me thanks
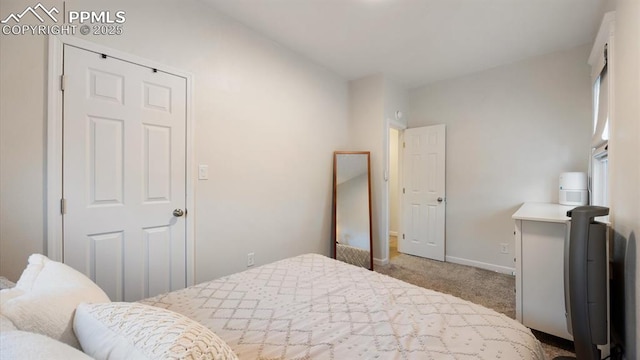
[141,254,545,360]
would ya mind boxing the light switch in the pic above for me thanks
[198,165,209,180]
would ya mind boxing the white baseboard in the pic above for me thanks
[445,256,515,275]
[374,257,389,266]
[389,231,398,237]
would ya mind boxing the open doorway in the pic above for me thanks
[389,128,401,260]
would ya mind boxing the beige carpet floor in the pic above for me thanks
[375,252,575,359]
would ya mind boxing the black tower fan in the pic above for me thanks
[555,206,609,360]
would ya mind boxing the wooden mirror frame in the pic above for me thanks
[332,151,373,270]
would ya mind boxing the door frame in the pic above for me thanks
[381,117,407,265]
[46,35,196,286]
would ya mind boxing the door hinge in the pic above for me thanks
[403,142,406,148]
[60,198,67,214]
[402,234,405,239]
[60,75,66,91]
[403,188,405,194]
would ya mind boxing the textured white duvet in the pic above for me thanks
[141,254,545,360]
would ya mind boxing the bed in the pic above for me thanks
[141,254,545,359]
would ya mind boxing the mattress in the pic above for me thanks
[141,254,545,360]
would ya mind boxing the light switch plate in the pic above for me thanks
[198,165,209,180]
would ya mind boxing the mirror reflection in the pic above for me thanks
[333,151,373,270]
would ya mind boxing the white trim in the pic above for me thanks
[604,24,614,224]
[184,69,196,287]
[383,118,408,265]
[46,35,196,286]
[374,257,389,266]
[445,256,515,275]
[46,36,64,262]
[389,118,408,131]
[588,12,616,78]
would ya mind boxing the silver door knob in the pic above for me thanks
[173,209,185,217]
[437,197,444,203]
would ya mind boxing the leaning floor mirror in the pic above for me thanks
[332,151,373,270]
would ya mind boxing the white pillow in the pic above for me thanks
[74,302,239,360]
[0,330,93,360]
[0,254,110,349]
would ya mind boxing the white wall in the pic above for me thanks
[409,45,592,271]
[348,75,385,260]
[610,1,639,358]
[348,75,408,262]
[0,0,349,282]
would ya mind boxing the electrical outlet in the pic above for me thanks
[247,252,255,267]
[500,243,509,254]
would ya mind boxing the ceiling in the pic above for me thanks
[202,0,611,88]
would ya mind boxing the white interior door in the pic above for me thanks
[400,124,446,261]
[63,45,187,301]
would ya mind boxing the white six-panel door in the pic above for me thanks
[63,45,187,301]
[400,125,446,261]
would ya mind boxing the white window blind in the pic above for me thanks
[592,49,609,149]
[590,44,609,208]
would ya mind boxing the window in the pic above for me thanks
[590,56,609,207]
[591,145,608,207]
[592,70,609,149]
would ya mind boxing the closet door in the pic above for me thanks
[63,45,187,301]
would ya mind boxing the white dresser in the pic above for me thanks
[512,202,574,340]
